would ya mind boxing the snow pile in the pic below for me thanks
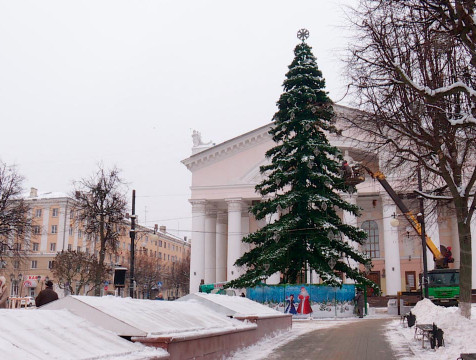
[178,293,284,317]
[0,309,168,360]
[386,300,476,359]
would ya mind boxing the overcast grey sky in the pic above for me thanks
[0,0,356,239]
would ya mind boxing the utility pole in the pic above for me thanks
[129,190,136,298]
[417,166,429,298]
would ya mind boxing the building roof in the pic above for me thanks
[177,293,285,318]
[41,295,256,338]
[0,309,168,360]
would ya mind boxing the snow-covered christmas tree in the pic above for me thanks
[227,30,376,290]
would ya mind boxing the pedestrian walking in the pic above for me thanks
[355,289,365,318]
[0,276,8,309]
[35,280,58,307]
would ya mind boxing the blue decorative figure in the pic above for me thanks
[285,294,297,314]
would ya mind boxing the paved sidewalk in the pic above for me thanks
[266,318,397,360]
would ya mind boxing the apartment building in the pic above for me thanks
[1,188,190,300]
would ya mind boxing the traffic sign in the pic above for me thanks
[104,285,108,291]
[105,281,109,286]
[157,281,162,287]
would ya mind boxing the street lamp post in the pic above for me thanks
[129,190,136,298]
[417,165,429,299]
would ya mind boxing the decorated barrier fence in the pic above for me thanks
[247,284,357,318]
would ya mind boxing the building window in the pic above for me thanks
[68,244,72,251]
[13,260,19,269]
[31,260,37,269]
[159,240,162,247]
[70,210,74,219]
[32,242,39,251]
[405,271,416,291]
[51,225,58,234]
[158,252,162,259]
[52,208,59,217]
[361,220,380,258]
[50,243,56,252]
[48,260,54,269]
[33,226,41,235]
[35,209,42,217]
[69,226,73,236]
[78,230,82,239]
[77,246,81,252]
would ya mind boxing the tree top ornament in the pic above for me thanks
[297,28,309,42]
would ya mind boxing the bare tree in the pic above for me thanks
[133,252,163,299]
[0,161,31,265]
[164,255,190,298]
[72,165,128,295]
[346,0,476,318]
[51,250,109,295]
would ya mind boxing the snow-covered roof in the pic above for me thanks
[177,293,285,318]
[0,309,168,360]
[23,191,70,200]
[41,295,256,338]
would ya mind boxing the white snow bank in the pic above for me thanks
[178,293,284,317]
[0,309,168,360]
[42,295,255,338]
[386,300,476,359]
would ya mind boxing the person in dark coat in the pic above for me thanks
[355,290,365,318]
[35,280,58,307]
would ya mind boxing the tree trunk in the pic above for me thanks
[455,197,472,319]
[95,215,106,296]
[458,221,472,318]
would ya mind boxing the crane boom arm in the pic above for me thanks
[368,171,442,260]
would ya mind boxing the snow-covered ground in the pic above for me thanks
[385,299,476,359]
[226,301,476,360]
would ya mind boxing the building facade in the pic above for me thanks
[0,189,190,301]
[182,105,476,295]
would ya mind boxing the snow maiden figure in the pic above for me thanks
[285,294,297,314]
[297,287,313,315]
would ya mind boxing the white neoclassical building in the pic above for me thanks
[182,105,476,295]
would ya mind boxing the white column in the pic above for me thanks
[343,195,359,284]
[382,196,402,295]
[451,212,461,270]
[226,199,243,282]
[266,212,281,285]
[204,210,217,284]
[190,200,206,293]
[425,207,440,271]
[216,211,228,283]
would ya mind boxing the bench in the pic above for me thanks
[414,323,444,349]
[458,354,476,360]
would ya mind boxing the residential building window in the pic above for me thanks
[68,244,72,251]
[115,255,119,263]
[48,260,54,269]
[159,240,162,247]
[52,208,59,217]
[51,225,57,234]
[69,226,73,236]
[50,243,56,252]
[85,248,89,255]
[77,246,81,252]
[70,210,74,219]
[13,261,19,269]
[361,220,380,258]
[31,260,37,269]
[78,230,82,239]
[158,252,162,259]
[35,209,42,217]
[33,226,41,235]
[121,256,125,264]
[168,254,170,260]
[32,242,39,251]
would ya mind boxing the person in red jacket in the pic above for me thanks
[35,280,58,307]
